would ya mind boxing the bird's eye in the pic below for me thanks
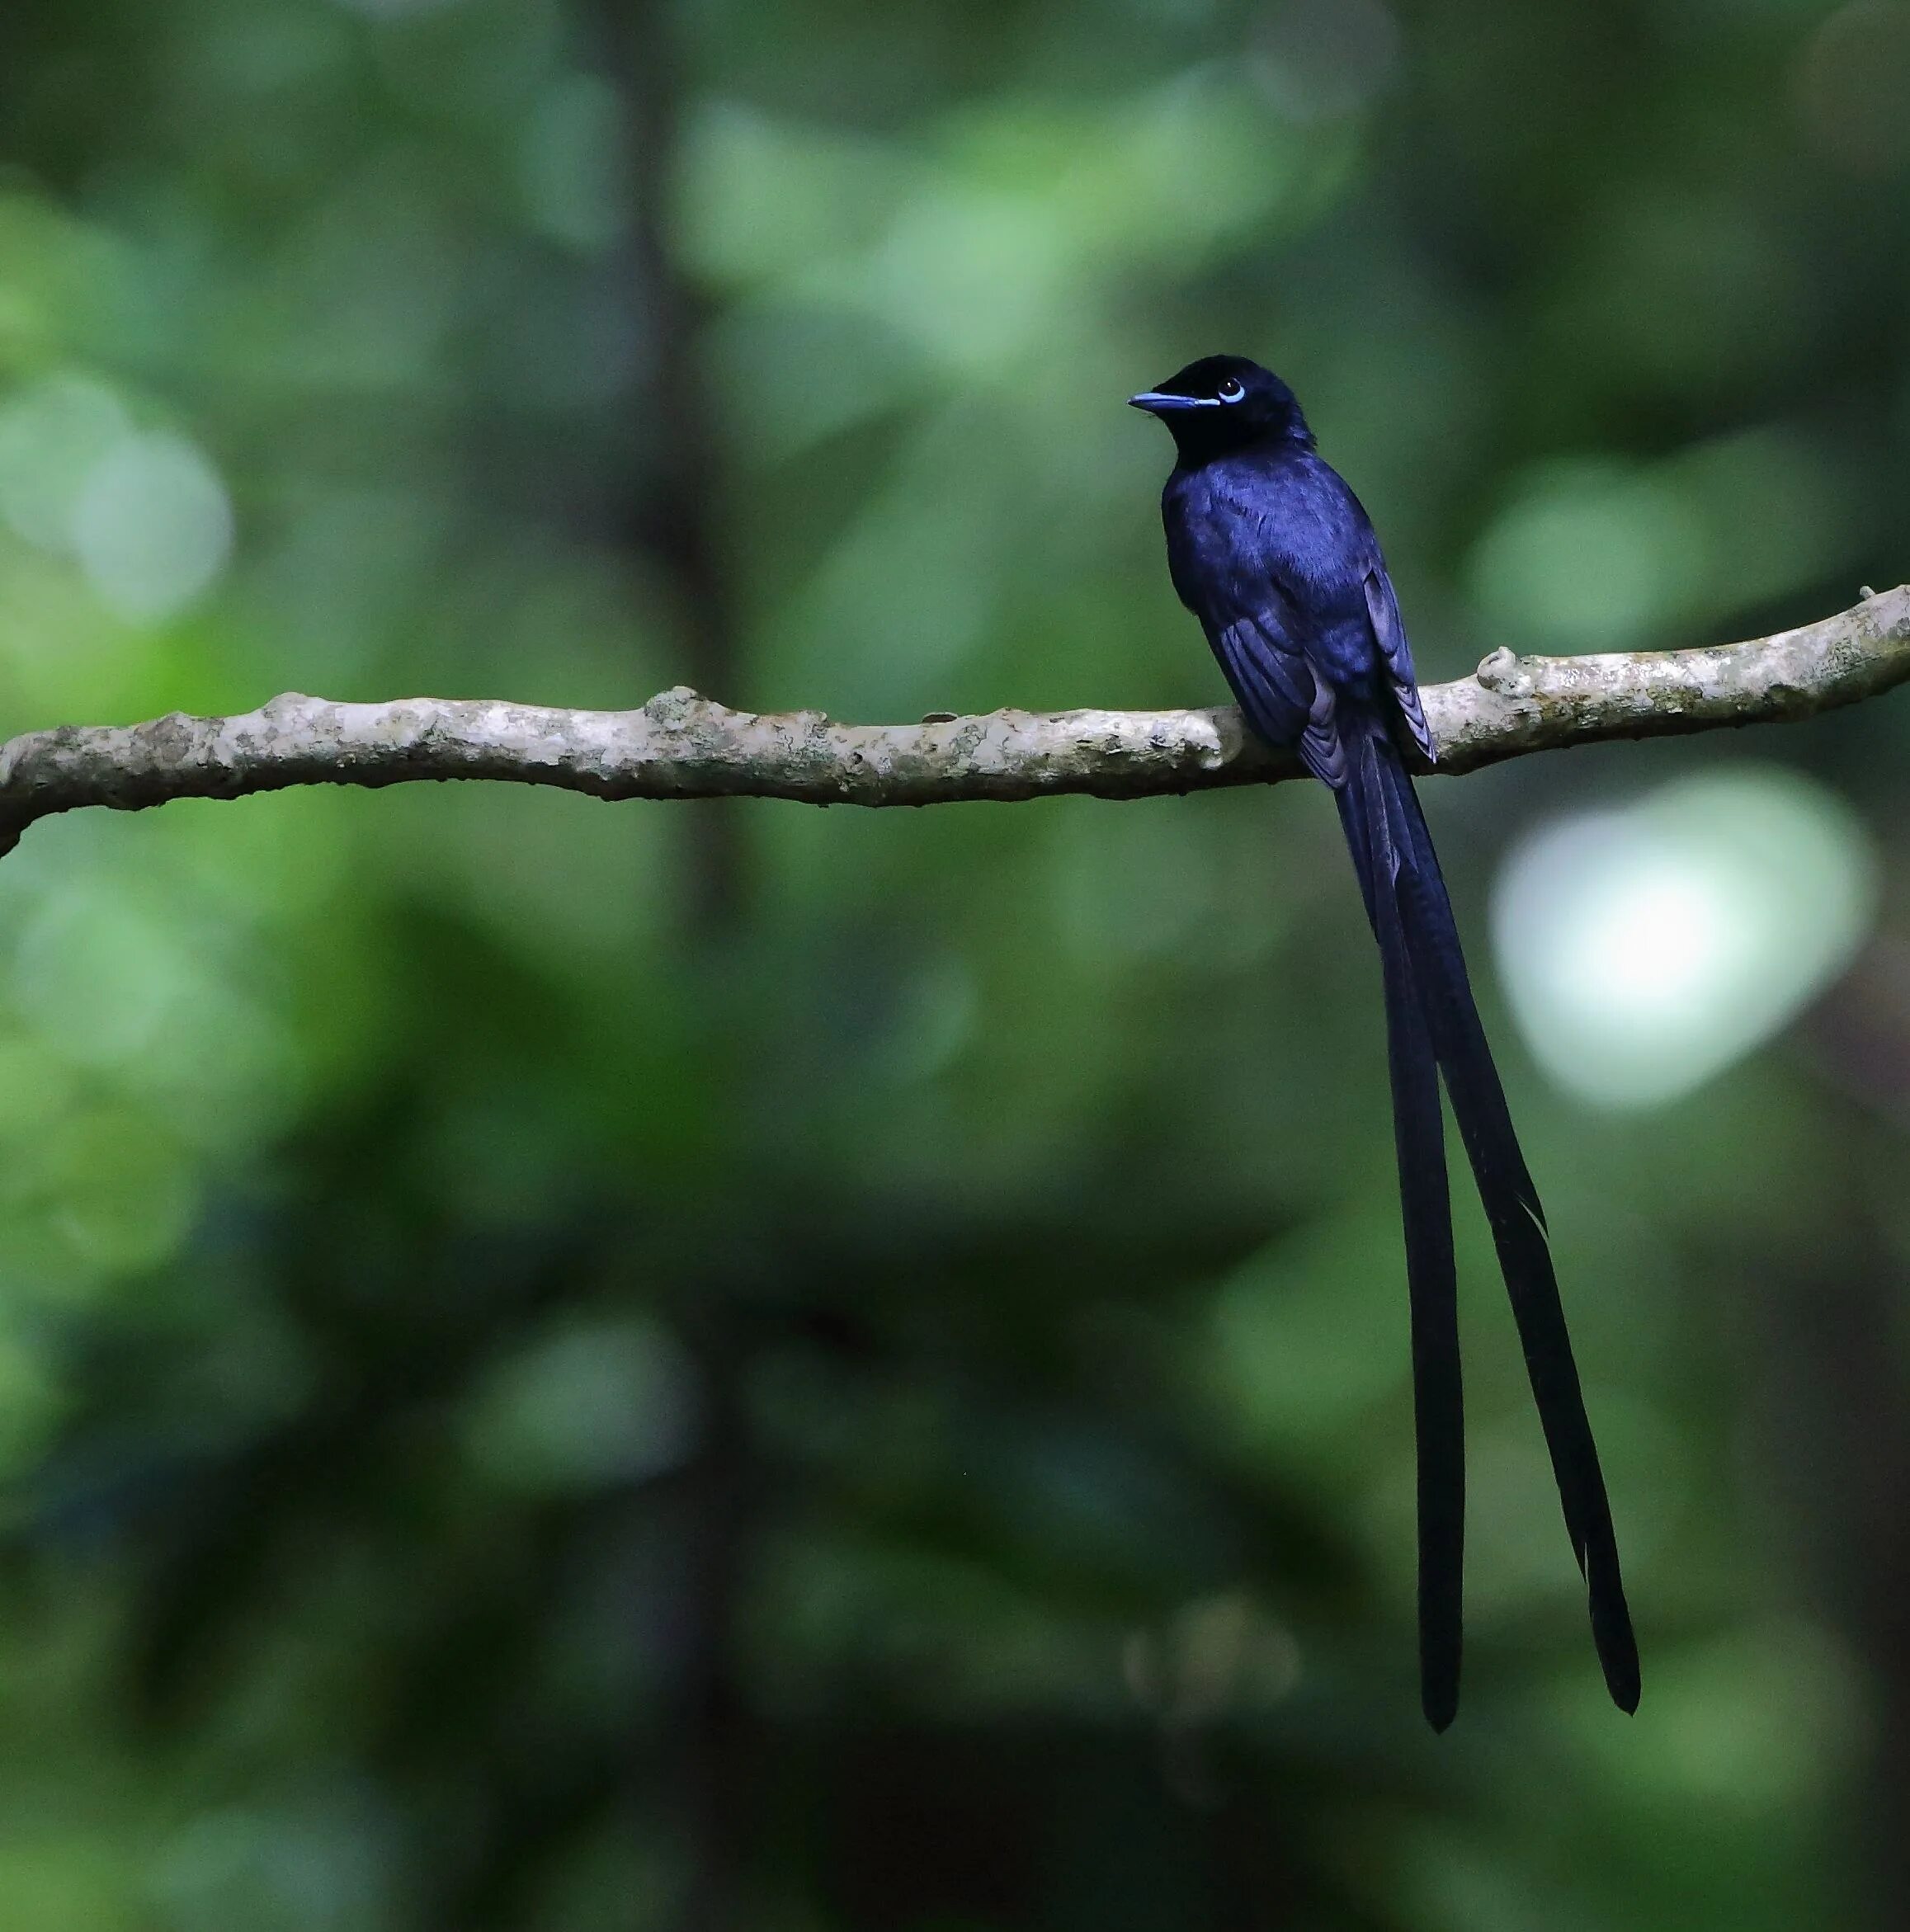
[1218,377,1246,403]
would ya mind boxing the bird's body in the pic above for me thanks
[1132,356,1639,1729]
[1162,449,1417,770]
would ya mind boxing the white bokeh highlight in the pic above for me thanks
[1491,766,1876,1108]
[68,431,233,625]
[0,374,235,626]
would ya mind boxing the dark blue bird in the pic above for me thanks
[1132,355,1638,1730]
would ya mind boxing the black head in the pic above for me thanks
[1128,355,1313,460]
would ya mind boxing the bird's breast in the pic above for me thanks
[1165,459,1373,634]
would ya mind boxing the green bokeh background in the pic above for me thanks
[1,1,1908,1925]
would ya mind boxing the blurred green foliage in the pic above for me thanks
[0,0,1907,1926]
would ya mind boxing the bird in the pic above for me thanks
[1130,354,1638,1731]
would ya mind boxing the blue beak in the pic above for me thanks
[1128,390,1221,414]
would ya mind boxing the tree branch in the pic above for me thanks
[0,588,1902,855]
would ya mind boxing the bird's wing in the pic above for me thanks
[1363,563,1436,764]
[1170,461,1401,789]
[1214,611,1346,787]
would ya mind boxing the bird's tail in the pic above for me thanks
[1335,718,1639,1725]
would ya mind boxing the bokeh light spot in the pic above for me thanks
[68,431,233,625]
[463,1317,701,1495]
[1492,766,1876,1108]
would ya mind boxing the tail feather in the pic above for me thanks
[1345,724,1640,1720]
[1339,738,1464,1732]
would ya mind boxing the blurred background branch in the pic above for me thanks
[0,586,1901,853]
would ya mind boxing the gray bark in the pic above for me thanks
[0,586,1902,855]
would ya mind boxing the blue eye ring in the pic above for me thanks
[1218,377,1247,403]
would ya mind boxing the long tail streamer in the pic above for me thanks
[1337,719,1639,1725]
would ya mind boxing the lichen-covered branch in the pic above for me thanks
[0,587,1903,855]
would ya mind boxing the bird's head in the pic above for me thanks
[1128,356,1313,459]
